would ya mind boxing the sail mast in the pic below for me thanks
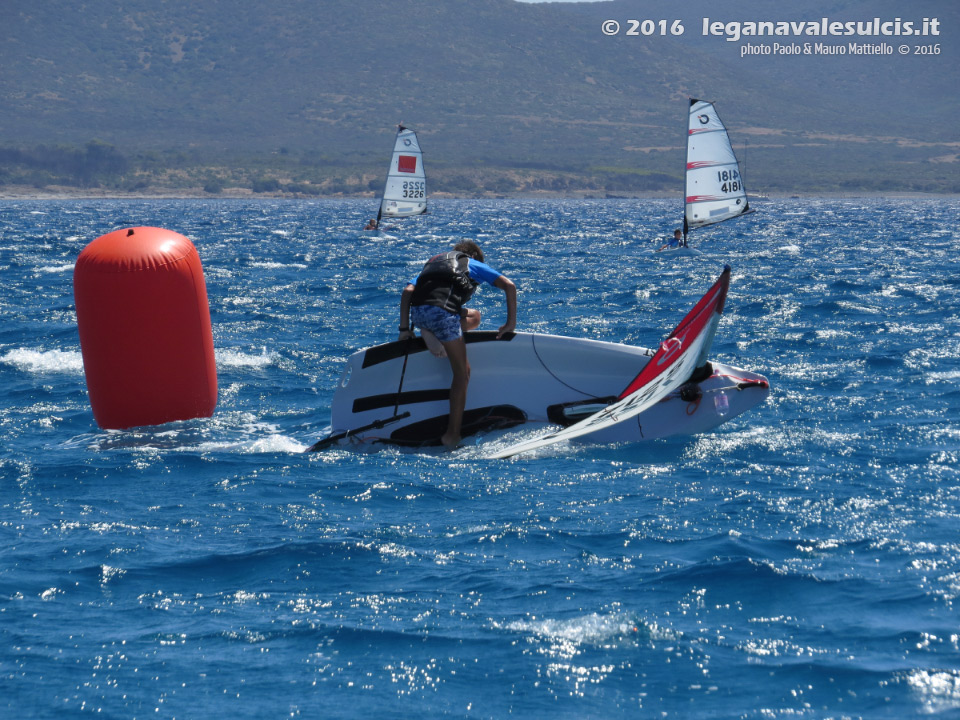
[683,98,695,245]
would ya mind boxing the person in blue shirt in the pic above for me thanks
[658,229,684,251]
[399,240,517,449]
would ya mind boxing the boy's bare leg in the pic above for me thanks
[440,338,469,450]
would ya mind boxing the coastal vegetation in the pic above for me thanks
[1,0,956,195]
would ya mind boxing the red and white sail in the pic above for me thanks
[685,99,750,232]
[487,267,731,459]
[379,125,427,219]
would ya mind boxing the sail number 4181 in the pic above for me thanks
[402,181,425,199]
[718,169,741,194]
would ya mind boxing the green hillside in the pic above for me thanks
[1,0,957,194]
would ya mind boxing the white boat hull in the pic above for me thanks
[318,331,769,449]
[655,246,703,257]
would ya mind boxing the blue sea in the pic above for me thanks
[1,197,959,719]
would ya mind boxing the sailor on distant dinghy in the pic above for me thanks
[368,124,428,230]
[654,97,755,255]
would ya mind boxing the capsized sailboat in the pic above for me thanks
[659,98,753,253]
[371,125,427,228]
[308,267,769,454]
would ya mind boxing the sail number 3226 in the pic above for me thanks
[402,181,425,199]
[718,169,741,194]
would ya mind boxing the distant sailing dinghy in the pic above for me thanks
[369,125,427,229]
[309,267,769,456]
[658,98,753,253]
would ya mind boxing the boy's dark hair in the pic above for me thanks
[454,240,484,263]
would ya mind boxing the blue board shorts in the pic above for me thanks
[411,305,463,343]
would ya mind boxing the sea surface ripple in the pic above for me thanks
[1,198,958,718]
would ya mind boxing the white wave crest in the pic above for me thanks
[1,348,84,374]
[927,370,960,384]
[101,565,126,586]
[37,263,75,273]
[215,348,279,368]
[238,434,307,453]
[907,669,960,714]
[497,611,649,646]
[192,434,307,454]
[249,261,308,270]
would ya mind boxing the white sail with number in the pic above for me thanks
[379,125,427,221]
[684,99,750,234]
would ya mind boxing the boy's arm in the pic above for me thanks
[493,276,516,338]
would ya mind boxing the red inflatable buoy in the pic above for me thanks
[74,227,218,429]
